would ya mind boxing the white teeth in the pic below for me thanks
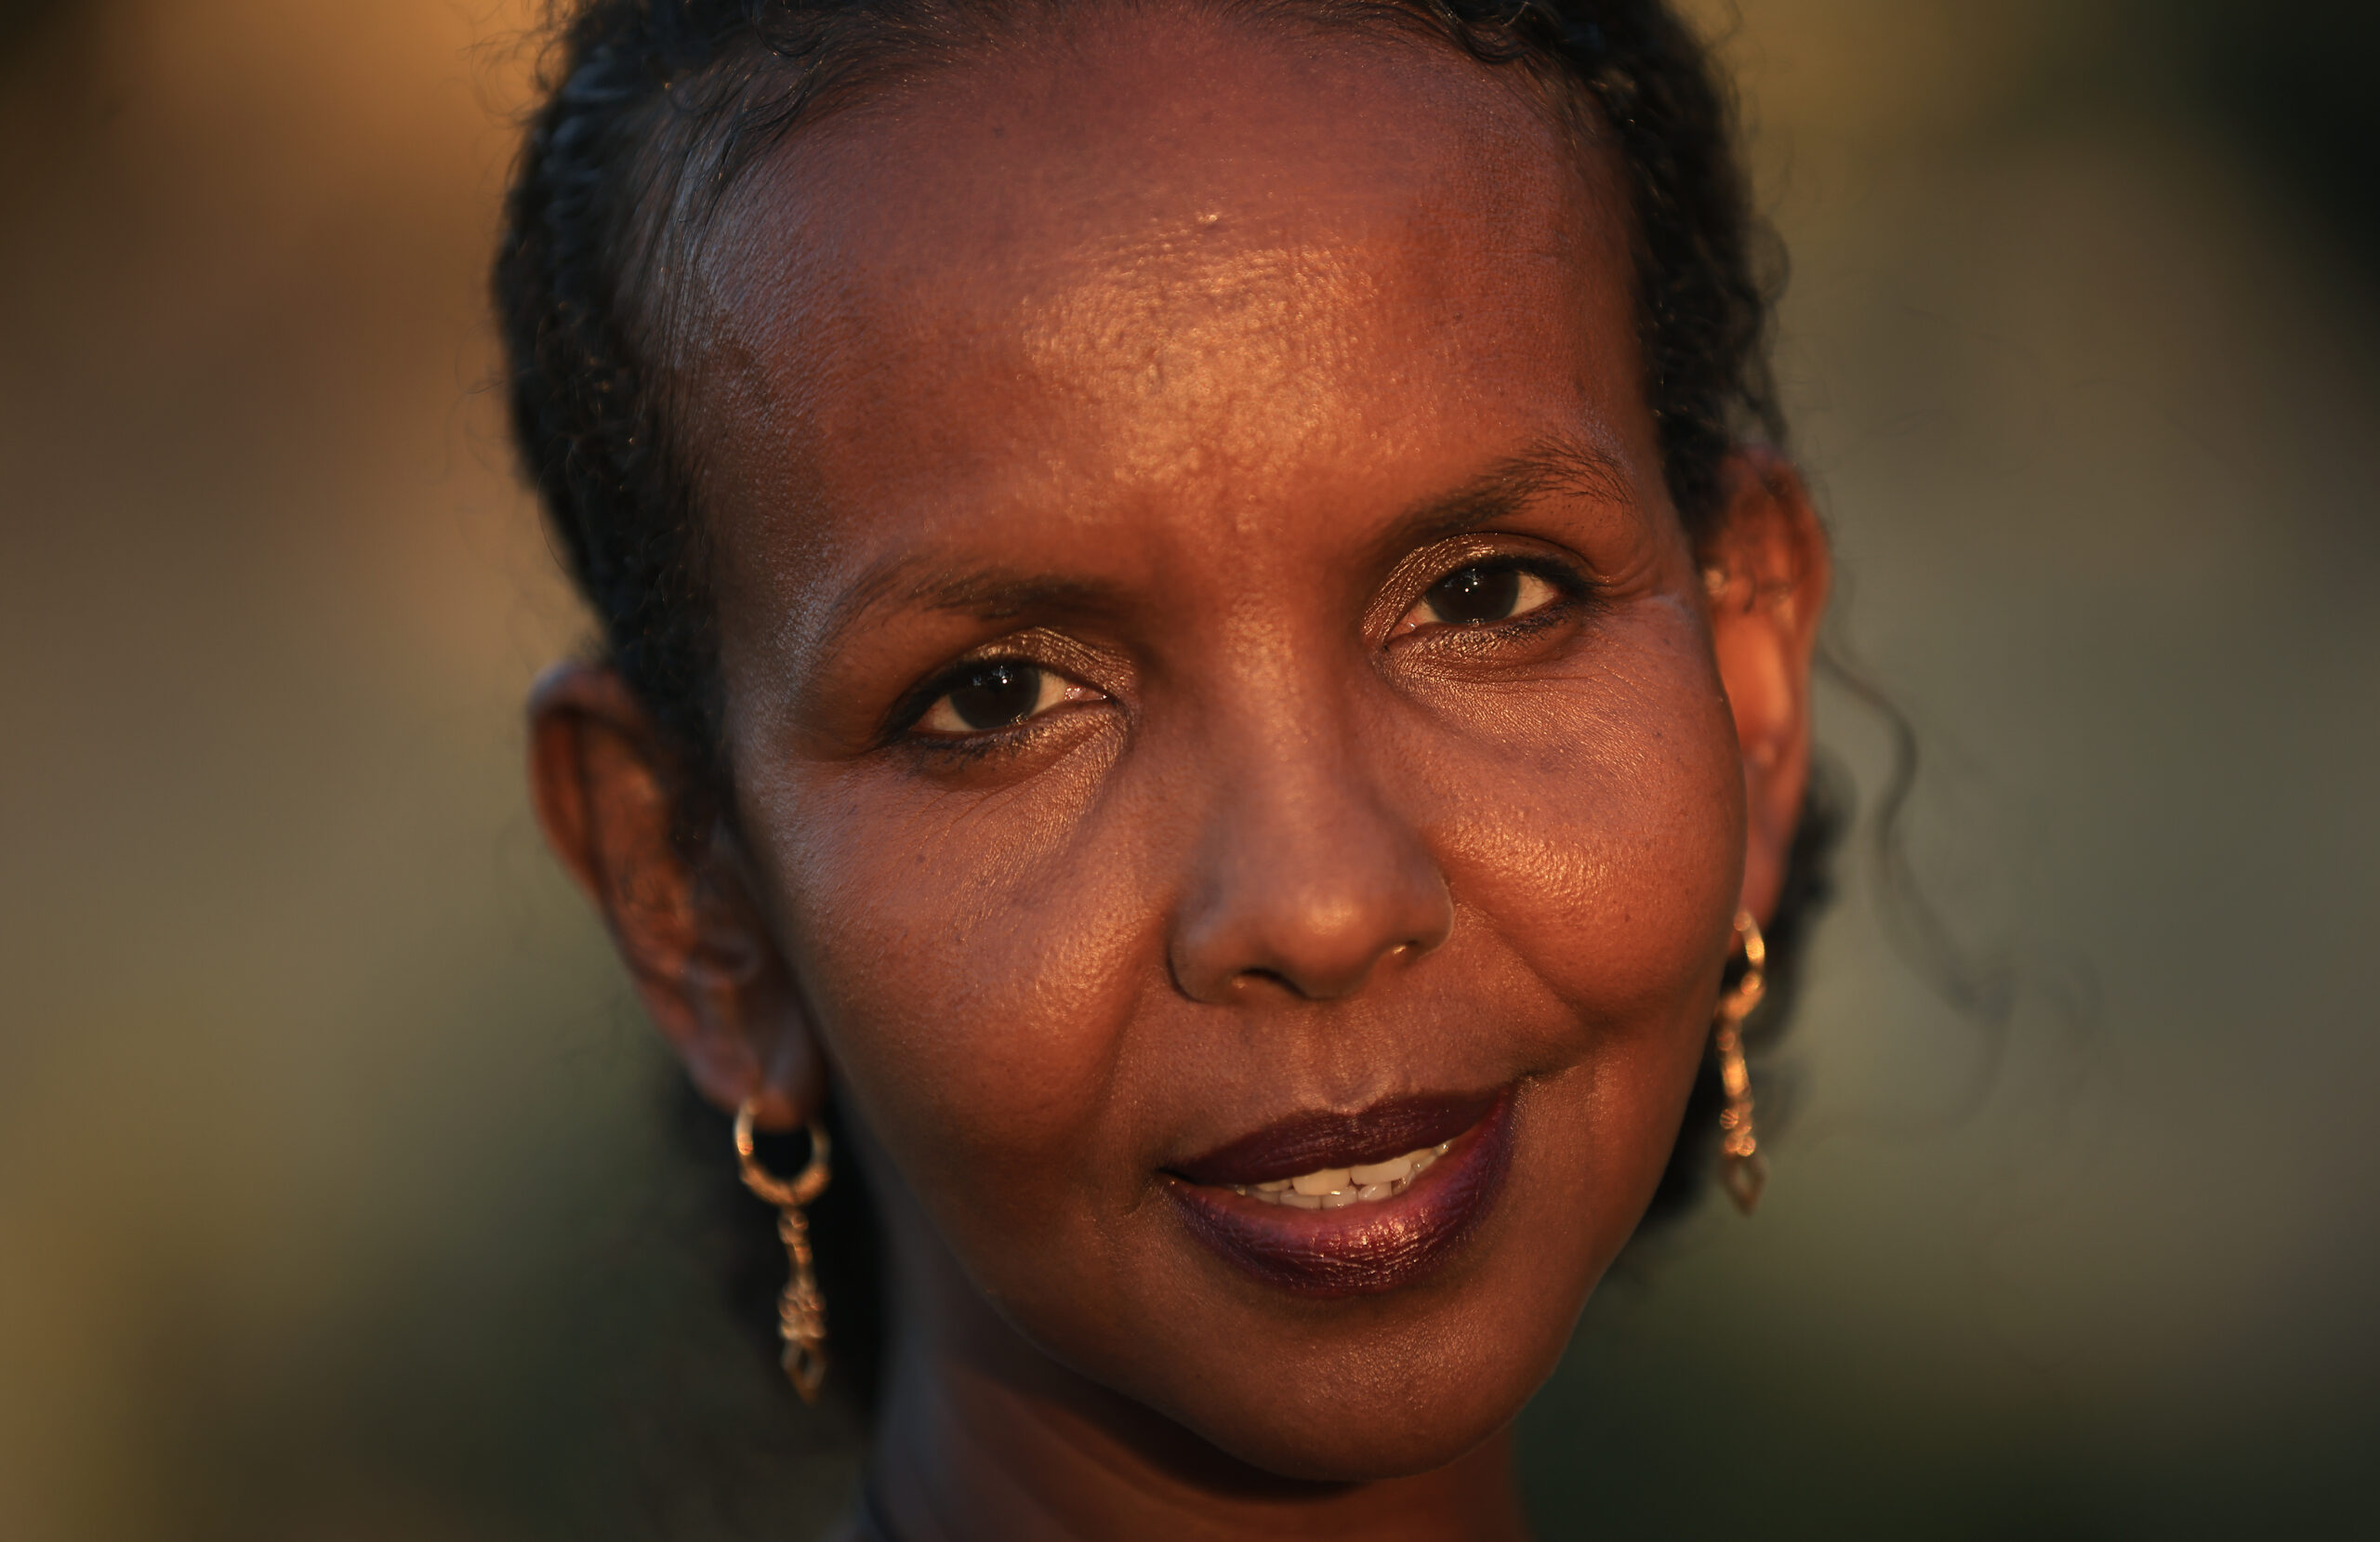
[1227,1141,1450,1208]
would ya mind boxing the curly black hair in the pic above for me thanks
[496,0,1834,1417]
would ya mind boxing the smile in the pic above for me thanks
[1224,1139,1455,1208]
[1162,1088,1516,1298]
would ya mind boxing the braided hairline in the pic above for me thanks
[497,0,1783,796]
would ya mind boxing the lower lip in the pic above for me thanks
[1162,1091,1516,1298]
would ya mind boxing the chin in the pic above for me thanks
[1195,1387,1525,1485]
[1117,1270,1587,1487]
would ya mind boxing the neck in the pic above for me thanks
[858,1152,1532,1542]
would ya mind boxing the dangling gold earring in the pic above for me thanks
[1713,910,1768,1216]
[734,1100,832,1402]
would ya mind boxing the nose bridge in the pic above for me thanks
[1169,669,1452,1004]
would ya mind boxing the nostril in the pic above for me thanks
[1236,967,1297,995]
[1230,941,1421,1002]
[1169,770,1453,1006]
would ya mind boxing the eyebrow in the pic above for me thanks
[1372,434,1633,558]
[810,434,1633,657]
[808,557,1130,666]
[902,569,1124,621]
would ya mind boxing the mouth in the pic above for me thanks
[1161,1087,1515,1298]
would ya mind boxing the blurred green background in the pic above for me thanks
[3,2,2374,1537]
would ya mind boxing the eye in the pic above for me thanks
[1399,561,1563,632]
[913,660,1092,735]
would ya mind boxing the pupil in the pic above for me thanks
[947,662,1041,731]
[1427,565,1521,625]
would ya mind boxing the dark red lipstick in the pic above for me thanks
[1163,1088,1514,1298]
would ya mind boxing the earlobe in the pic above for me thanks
[525,661,828,1130]
[1702,450,1831,926]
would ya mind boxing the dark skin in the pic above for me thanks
[529,12,1826,1540]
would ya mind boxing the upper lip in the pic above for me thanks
[1166,1089,1502,1188]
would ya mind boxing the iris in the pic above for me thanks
[1424,564,1523,625]
[944,661,1044,731]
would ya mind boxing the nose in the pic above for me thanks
[1169,718,1453,1004]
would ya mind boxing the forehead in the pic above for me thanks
[676,7,1641,579]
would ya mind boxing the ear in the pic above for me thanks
[1701,448,1831,929]
[526,661,826,1131]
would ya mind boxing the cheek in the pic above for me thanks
[1403,604,1745,1311]
[1417,601,1747,1035]
[736,745,1154,1237]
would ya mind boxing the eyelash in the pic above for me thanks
[899,728,1029,767]
[886,657,1045,744]
[1396,554,1593,637]
[886,554,1595,750]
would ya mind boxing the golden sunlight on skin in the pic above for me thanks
[530,9,1824,1539]
[17,0,2380,1534]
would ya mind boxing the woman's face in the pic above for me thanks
[575,13,1815,1483]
